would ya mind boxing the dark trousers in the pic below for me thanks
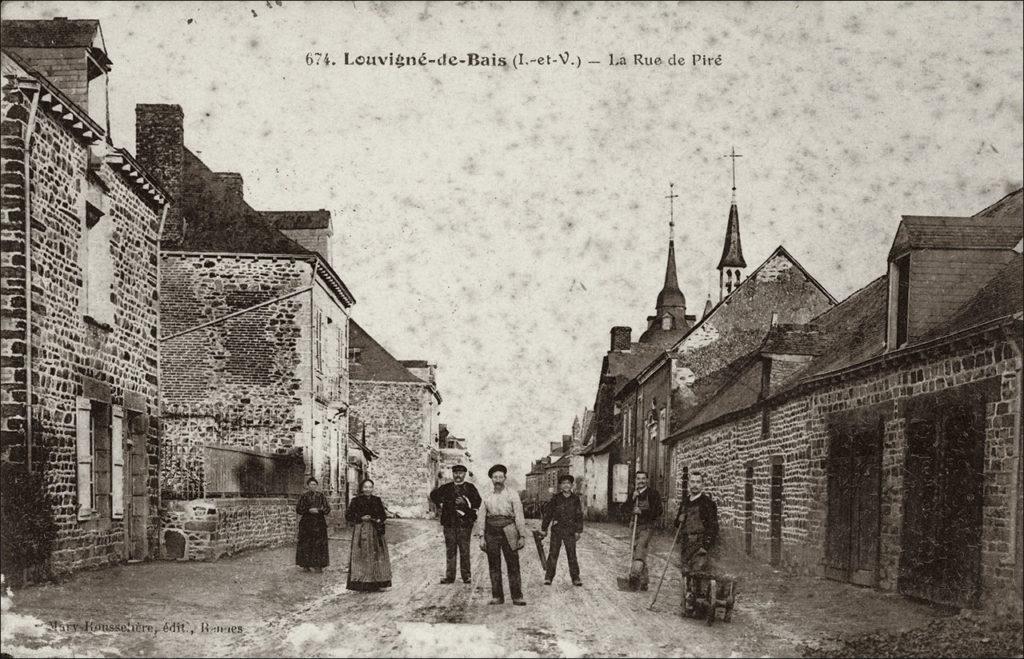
[443,525,473,581]
[484,527,523,600]
[545,527,580,581]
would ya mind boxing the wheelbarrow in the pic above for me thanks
[682,571,737,625]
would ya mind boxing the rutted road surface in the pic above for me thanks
[2,519,947,657]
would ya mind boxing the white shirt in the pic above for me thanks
[477,487,527,540]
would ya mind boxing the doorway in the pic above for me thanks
[825,419,882,586]
[899,396,986,607]
[123,413,149,561]
[770,460,783,566]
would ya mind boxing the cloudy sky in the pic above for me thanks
[7,1,1022,485]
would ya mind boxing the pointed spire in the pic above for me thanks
[718,148,746,270]
[657,183,685,314]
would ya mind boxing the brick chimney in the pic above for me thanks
[215,172,244,200]
[610,326,632,352]
[135,104,184,244]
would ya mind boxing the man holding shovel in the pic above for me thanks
[538,474,584,586]
[621,471,662,590]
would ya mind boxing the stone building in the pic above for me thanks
[134,103,356,560]
[666,188,1023,610]
[437,424,474,482]
[1,19,167,580]
[583,182,834,521]
[348,319,441,518]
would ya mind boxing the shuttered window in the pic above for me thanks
[76,397,94,520]
[111,406,124,519]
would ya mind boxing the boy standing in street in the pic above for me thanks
[539,474,584,586]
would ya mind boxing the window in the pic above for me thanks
[82,175,113,327]
[348,347,362,365]
[76,398,123,521]
[315,309,324,373]
[661,315,672,330]
[895,255,910,347]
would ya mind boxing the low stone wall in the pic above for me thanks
[159,498,298,561]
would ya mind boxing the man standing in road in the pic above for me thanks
[675,471,719,576]
[538,474,584,586]
[621,471,662,590]
[429,464,482,584]
[477,464,528,605]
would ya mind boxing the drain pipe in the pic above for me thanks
[1006,322,1023,597]
[20,81,41,471]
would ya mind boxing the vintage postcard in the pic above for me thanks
[0,1,1022,657]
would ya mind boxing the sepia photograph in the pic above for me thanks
[0,1,1022,657]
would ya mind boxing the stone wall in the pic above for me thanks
[1,70,162,577]
[159,498,298,561]
[671,335,1021,608]
[350,380,437,517]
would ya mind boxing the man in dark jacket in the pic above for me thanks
[429,465,481,584]
[539,474,584,586]
[621,471,663,590]
[674,471,719,575]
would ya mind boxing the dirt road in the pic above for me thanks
[2,519,949,657]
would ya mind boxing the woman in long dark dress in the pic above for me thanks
[345,479,392,591]
[296,477,330,573]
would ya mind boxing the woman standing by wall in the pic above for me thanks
[345,479,393,591]
[296,477,331,573]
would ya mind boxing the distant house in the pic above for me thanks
[668,189,1023,610]
[348,319,441,518]
[1,18,167,579]
[135,103,356,560]
[437,424,474,483]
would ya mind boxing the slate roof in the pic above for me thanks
[672,187,1023,437]
[172,149,311,255]
[608,343,664,396]
[929,252,1023,337]
[762,323,826,356]
[348,319,426,384]
[1,18,100,48]
[1,18,110,69]
[545,454,571,470]
[888,213,1022,258]
[260,210,331,231]
[796,276,889,379]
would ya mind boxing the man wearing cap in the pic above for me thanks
[538,474,584,586]
[476,464,528,605]
[429,464,482,584]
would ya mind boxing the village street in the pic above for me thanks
[3,518,954,658]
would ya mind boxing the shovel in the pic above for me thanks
[616,511,640,591]
[532,530,548,567]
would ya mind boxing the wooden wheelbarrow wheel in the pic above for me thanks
[706,578,717,626]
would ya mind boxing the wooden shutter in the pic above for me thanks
[111,406,125,519]
[76,397,93,520]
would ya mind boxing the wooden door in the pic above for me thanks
[899,399,985,607]
[125,414,149,561]
[826,423,882,585]
[744,465,754,556]
[770,462,783,566]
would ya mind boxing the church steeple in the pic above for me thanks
[640,183,689,345]
[655,183,686,318]
[718,147,747,301]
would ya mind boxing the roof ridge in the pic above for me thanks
[972,187,1024,218]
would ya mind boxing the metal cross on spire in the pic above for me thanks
[666,182,679,241]
[724,146,743,201]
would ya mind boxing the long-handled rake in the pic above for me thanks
[648,523,683,609]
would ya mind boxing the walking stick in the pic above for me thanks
[648,523,683,610]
